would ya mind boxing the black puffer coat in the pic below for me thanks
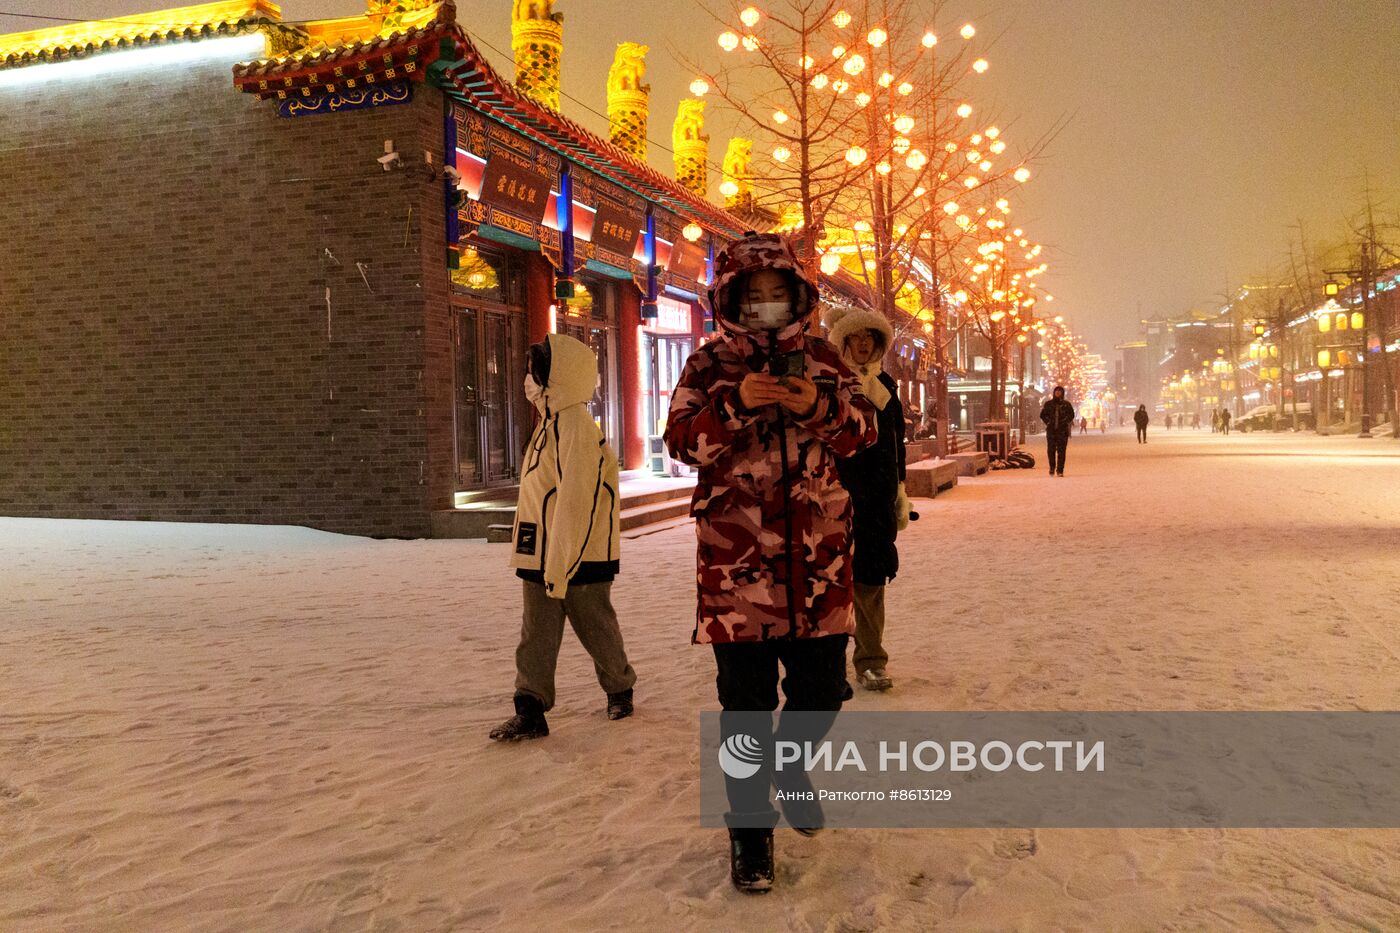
[835,371,905,585]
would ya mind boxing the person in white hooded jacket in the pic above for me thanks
[489,333,637,741]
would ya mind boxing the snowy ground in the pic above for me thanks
[3,429,1400,932]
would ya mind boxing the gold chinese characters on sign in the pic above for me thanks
[479,145,551,224]
[592,199,641,256]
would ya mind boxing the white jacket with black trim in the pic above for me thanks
[509,333,621,600]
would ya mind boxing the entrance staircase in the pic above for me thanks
[431,470,695,540]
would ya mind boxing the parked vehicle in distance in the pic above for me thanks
[1236,402,1314,432]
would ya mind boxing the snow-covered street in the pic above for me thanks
[3,430,1400,931]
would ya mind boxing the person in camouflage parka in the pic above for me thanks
[665,233,877,893]
[664,235,878,645]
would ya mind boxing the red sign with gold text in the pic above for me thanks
[479,145,551,223]
[592,199,642,256]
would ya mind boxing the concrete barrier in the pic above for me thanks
[948,451,990,476]
[905,458,959,498]
[905,440,937,463]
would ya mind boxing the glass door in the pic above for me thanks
[644,334,692,438]
[484,311,510,482]
[454,307,482,489]
[454,305,527,491]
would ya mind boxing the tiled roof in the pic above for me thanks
[429,26,749,239]
[229,4,748,239]
[231,1,450,92]
[0,0,283,71]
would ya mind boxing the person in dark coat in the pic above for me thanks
[1133,404,1150,444]
[826,306,910,694]
[1040,386,1075,476]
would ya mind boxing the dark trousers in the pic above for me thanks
[713,633,848,828]
[1136,426,1147,443]
[1046,432,1069,473]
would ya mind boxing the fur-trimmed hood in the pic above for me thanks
[823,306,895,362]
[823,306,895,409]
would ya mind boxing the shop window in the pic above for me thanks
[452,242,523,305]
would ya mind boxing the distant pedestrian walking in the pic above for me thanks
[1191,412,1201,430]
[1165,413,1173,430]
[1079,415,1088,435]
[1211,409,1220,433]
[1040,386,1075,476]
[491,333,638,742]
[1220,408,1231,435]
[1134,405,1149,444]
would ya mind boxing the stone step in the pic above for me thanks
[434,481,695,539]
[619,495,691,532]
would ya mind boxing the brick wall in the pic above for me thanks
[0,40,454,537]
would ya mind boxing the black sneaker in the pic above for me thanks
[489,694,549,741]
[606,688,634,721]
[840,681,854,702]
[729,828,775,894]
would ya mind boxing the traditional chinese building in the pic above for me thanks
[1,0,754,536]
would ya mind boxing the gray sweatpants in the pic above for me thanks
[514,580,637,711]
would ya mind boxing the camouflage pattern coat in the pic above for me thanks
[663,236,877,644]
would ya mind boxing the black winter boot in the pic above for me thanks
[488,694,549,741]
[728,828,775,894]
[606,688,634,721]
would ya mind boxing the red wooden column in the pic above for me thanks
[523,251,554,345]
[618,285,645,470]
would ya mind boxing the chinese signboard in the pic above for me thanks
[592,199,642,256]
[479,144,550,224]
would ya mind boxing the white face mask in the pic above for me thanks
[741,301,791,330]
[524,374,545,403]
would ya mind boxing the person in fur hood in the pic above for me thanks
[825,305,910,693]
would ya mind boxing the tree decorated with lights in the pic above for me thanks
[684,0,876,263]
[1040,317,1092,403]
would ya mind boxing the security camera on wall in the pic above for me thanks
[377,139,401,171]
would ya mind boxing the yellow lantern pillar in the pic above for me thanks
[512,0,564,111]
[672,99,709,196]
[721,137,754,213]
[607,42,650,159]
